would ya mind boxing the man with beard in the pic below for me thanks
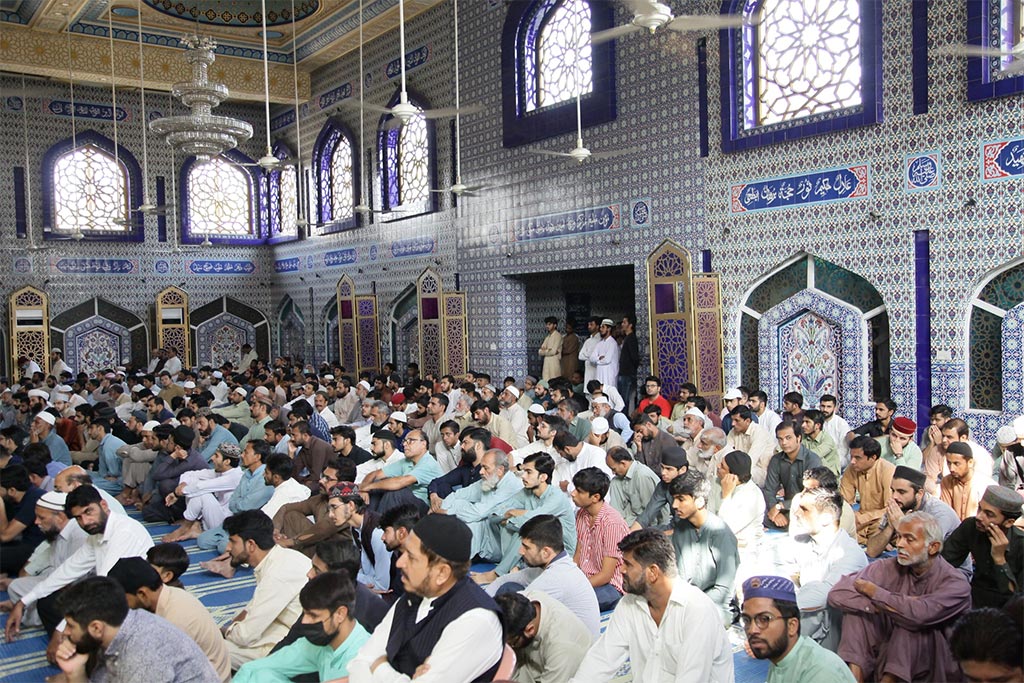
[866,465,961,558]
[940,440,994,522]
[552,431,613,493]
[360,429,442,515]
[510,414,563,469]
[471,452,576,584]
[142,426,207,523]
[355,429,404,484]
[829,512,971,683]
[234,571,370,682]
[194,406,239,462]
[727,405,777,486]
[107,557,232,683]
[421,393,450,453]
[484,514,600,637]
[86,418,127,496]
[0,464,47,574]
[348,515,504,683]
[51,576,219,683]
[568,528,733,683]
[30,409,71,467]
[114,419,161,506]
[577,318,601,388]
[630,413,676,473]
[272,458,352,557]
[741,575,854,682]
[588,319,620,389]
[221,509,312,668]
[0,491,87,627]
[495,590,593,683]
[4,485,153,645]
[498,385,529,448]
[437,448,523,559]
[326,482,391,591]
[631,445,689,530]
[240,394,273,447]
[161,444,245,543]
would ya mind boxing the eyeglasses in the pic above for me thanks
[403,437,425,444]
[739,612,786,631]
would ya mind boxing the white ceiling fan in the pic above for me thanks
[935,41,1024,74]
[346,0,481,127]
[529,90,640,163]
[591,0,755,45]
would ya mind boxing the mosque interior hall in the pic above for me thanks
[0,0,1021,678]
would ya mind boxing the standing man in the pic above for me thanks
[588,319,620,389]
[560,319,581,382]
[538,317,563,381]
[568,528,734,683]
[840,436,896,544]
[577,318,600,388]
[617,315,640,414]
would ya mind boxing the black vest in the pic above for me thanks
[384,577,503,680]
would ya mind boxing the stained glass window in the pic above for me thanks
[186,157,253,236]
[969,262,1024,411]
[331,135,354,220]
[746,0,862,127]
[276,166,299,239]
[52,144,129,233]
[529,0,593,111]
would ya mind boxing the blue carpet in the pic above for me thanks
[1,516,771,683]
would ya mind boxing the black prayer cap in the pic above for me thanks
[412,514,472,563]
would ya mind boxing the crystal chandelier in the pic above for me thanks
[150,35,253,160]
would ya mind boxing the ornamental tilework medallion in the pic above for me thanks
[65,316,131,375]
[196,313,257,369]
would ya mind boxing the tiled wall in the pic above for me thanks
[0,0,1020,445]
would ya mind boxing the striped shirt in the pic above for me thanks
[574,502,628,593]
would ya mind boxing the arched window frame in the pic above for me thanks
[41,129,144,242]
[267,141,300,244]
[719,0,883,152]
[313,118,361,234]
[501,0,616,148]
[179,149,264,245]
[966,257,1024,413]
[378,88,437,218]
[967,0,1024,100]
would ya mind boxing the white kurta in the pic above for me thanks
[589,336,620,387]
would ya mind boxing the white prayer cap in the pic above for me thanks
[37,491,67,512]
[35,411,55,426]
[324,374,335,380]
[28,389,49,399]
[483,384,496,393]
[600,318,615,327]
[131,384,145,393]
[997,425,1019,447]
[57,385,73,393]
[53,393,70,403]
[232,387,248,398]
[527,404,546,415]
[722,388,743,400]
[389,411,408,424]
[212,371,224,379]
[358,380,372,391]
[253,386,271,397]
[591,396,610,406]
[684,407,705,420]
[50,348,62,354]
[591,416,610,435]
[504,386,520,399]
[142,420,161,432]
[183,381,196,389]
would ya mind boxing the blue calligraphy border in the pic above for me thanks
[728,164,871,214]
[509,203,624,244]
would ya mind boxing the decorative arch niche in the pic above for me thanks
[191,296,270,368]
[51,297,148,375]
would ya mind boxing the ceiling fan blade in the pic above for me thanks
[934,43,1016,58]
[591,23,643,45]
[666,13,749,32]
[589,145,643,160]
[530,149,576,158]
[382,117,405,131]
[422,104,483,119]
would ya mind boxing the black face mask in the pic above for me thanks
[294,620,335,647]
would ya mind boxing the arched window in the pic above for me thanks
[501,0,615,147]
[313,119,359,233]
[967,0,1024,100]
[379,91,435,215]
[268,142,299,242]
[720,0,882,151]
[41,130,144,241]
[968,259,1024,412]
[180,152,261,244]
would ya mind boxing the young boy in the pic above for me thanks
[147,542,189,589]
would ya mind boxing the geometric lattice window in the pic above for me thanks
[52,145,130,233]
[185,156,254,237]
[379,91,435,215]
[969,261,1024,411]
[720,0,883,151]
[268,142,298,241]
[313,120,359,233]
[501,0,615,147]
[525,0,593,112]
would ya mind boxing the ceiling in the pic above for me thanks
[0,0,446,102]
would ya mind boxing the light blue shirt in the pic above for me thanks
[97,433,126,478]
[381,454,444,504]
[228,464,273,513]
[502,483,577,555]
[234,623,370,683]
[356,526,393,591]
[43,429,71,466]
[443,471,523,523]
[197,424,239,463]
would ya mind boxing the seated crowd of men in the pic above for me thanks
[0,347,1021,683]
